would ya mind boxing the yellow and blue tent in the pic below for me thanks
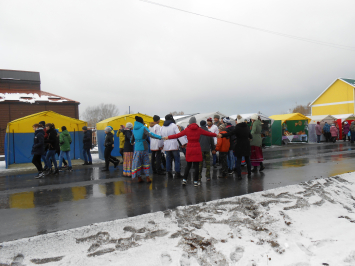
[96,113,164,160]
[5,111,87,168]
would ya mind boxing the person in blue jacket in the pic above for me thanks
[323,122,331,142]
[131,116,162,183]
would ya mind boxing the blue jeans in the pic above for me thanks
[227,150,234,170]
[83,148,92,163]
[41,154,49,168]
[166,150,181,173]
[46,150,57,169]
[212,152,217,165]
[317,135,321,143]
[59,151,72,168]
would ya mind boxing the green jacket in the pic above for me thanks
[59,130,72,151]
[250,120,262,147]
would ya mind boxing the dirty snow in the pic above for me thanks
[1,173,355,265]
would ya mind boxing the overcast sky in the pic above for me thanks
[1,0,355,118]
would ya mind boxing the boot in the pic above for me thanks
[175,172,183,178]
[146,176,152,183]
[45,168,53,176]
[82,161,89,165]
[67,166,73,172]
[251,166,258,173]
[167,172,173,178]
[53,168,59,175]
[114,160,119,168]
[138,176,144,183]
[88,162,93,165]
[259,163,265,172]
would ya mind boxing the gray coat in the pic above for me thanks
[199,126,215,152]
[250,120,262,147]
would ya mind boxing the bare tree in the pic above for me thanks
[82,103,119,127]
[292,102,311,116]
[170,111,185,116]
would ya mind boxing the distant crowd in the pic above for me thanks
[315,121,355,143]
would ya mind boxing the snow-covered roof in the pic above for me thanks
[176,111,227,127]
[229,113,273,122]
[332,114,355,121]
[307,115,337,124]
[0,91,78,104]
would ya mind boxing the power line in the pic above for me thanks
[138,0,355,51]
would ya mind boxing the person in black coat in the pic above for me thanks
[82,126,93,165]
[32,123,45,179]
[218,116,253,179]
[102,126,119,171]
[44,123,59,175]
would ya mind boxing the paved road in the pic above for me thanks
[1,142,355,243]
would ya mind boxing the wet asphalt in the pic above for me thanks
[1,142,355,243]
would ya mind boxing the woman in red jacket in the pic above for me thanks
[163,116,218,187]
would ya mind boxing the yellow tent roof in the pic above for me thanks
[96,113,164,130]
[7,111,87,133]
[269,113,311,124]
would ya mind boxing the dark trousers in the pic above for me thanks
[120,148,124,161]
[219,152,228,174]
[32,154,43,172]
[331,136,337,143]
[324,132,331,142]
[104,147,116,169]
[184,161,199,182]
[236,156,251,176]
[317,135,321,143]
[151,150,162,172]
[351,132,355,143]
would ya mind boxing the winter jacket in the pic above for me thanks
[59,130,72,151]
[215,131,230,152]
[199,125,215,152]
[44,128,58,151]
[343,124,350,135]
[350,122,355,132]
[149,124,164,151]
[83,130,92,149]
[168,123,217,162]
[315,124,322,135]
[104,132,114,148]
[330,126,338,137]
[221,122,253,157]
[55,130,61,152]
[226,125,236,150]
[160,120,187,151]
[323,123,331,133]
[131,121,162,151]
[207,124,218,145]
[116,130,125,149]
[123,129,134,152]
[31,128,45,155]
[250,120,262,147]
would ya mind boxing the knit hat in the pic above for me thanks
[219,124,226,131]
[345,121,348,124]
[105,126,112,132]
[223,117,231,124]
[189,116,197,124]
[39,121,45,126]
[126,122,133,129]
[317,122,320,125]
[214,115,220,119]
[61,126,67,131]
[153,115,160,122]
[207,117,212,122]
[135,116,144,124]
[200,120,206,126]
[82,126,88,130]
[251,114,258,120]
[237,115,243,124]
[165,114,173,121]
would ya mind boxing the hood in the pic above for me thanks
[236,122,247,128]
[200,125,208,131]
[163,120,175,127]
[35,128,44,135]
[188,123,199,130]
[134,121,144,130]
[62,130,70,136]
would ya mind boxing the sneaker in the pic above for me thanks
[35,172,43,179]
[63,165,68,168]
[44,168,53,176]
[82,162,89,165]
[182,179,187,185]
[194,181,198,187]
[67,166,73,172]
[58,168,63,172]
[228,170,234,175]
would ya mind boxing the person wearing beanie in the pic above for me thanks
[102,126,119,172]
[116,125,126,164]
[44,123,59,175]
[32,123,45,179]
[121,122,134,177]
[131,116,163,183]
[58,125,73,172]
[207,117,219,168]
[39,121,49,170]
[213,115,221,127]
[199,120,215,181]
[163,116,218,187]
[160,114,187,178]
[330,123,338,143]
[315,121,322,143]
[218,117,252,179]
[216,124,230,178]
[343,121,350,142]
[250,114,265,173]
[189,116,197,124]
[82,125,93,165]
[149,115,164,175]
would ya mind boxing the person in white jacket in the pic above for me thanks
[149,115,165,175]
[207,117,219,168]
[160,114,187,178]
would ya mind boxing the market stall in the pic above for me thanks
[333,114,355,140]
[269,113,311,145]
[176,111,227,128]
[307,115,337,142]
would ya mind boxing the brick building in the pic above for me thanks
[0,69,80,154]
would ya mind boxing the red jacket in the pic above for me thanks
[168,123,217,162]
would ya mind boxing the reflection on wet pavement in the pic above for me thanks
[1,142,355,242]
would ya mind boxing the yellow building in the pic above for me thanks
[310,78,355,116]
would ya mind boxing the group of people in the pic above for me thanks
[31,121,93,178]
[102,113,265,187]
[315,121,355,143]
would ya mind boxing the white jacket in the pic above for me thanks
[160,123,187,151]
[149,124,163,151]
[208,124,219,145]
